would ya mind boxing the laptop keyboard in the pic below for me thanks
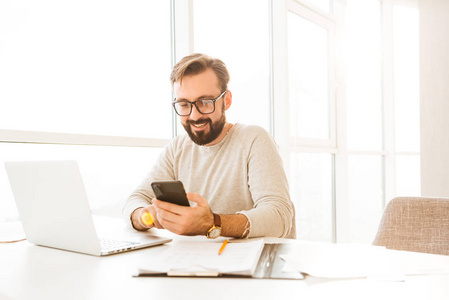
[99,238,140,251]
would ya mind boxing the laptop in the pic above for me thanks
[5,160,172,256]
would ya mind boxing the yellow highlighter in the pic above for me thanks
[140,211,154,226]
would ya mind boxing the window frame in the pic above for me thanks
[274,0,420,243]
[286,0,337,149]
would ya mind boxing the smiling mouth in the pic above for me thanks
[192,122,207,129]
[189,119,210,131]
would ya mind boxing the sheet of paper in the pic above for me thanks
[385,249,449,276]
[138,239,265,276]
[280,242,449,280]
[279,243,394,279]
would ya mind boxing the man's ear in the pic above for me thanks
[224,90,232,111]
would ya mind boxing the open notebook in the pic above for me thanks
[135,239,304,279]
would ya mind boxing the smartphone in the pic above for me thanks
[151,180,190,207]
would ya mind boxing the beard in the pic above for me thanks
[182,112,227,146]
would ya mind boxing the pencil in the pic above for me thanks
[218,239,228,255]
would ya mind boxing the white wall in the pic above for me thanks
[420,0,449,196]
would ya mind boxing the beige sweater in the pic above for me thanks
[122,123,295,238]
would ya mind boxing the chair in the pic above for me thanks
[372,197,449,255]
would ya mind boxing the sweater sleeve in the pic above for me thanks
[236,127,295,238]
[121,141,176,226]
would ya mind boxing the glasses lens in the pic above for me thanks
[195,100,215,114]
[174,102,191,116]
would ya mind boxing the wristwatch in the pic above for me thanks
[206,213,222,239]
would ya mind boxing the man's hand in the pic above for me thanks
[131,205,163,231]
[153,192,214,236]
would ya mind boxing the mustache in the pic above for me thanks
[186,118,211,125]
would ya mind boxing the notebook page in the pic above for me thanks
[138,239,264,276]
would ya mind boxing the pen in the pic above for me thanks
[141,211,154,226]
[218,239,228,255]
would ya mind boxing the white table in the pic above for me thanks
[1,216,449,300]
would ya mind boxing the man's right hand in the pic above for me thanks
[131,205,163,231]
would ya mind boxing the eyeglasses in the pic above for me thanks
[172,91,227,116]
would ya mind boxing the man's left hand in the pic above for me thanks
[153,192,214,236]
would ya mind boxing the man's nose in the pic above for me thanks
[189,104,203,120]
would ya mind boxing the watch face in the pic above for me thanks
[208,227,221,239]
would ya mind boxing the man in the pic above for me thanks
[122,53,295,239]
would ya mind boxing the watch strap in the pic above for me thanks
[213,213,221,227]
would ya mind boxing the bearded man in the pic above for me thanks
[123,53,295,239]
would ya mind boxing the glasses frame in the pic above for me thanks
[172,90,227,116]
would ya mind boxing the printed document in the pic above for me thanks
[137,239,265,276]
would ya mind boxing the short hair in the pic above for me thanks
[170,53,230,92]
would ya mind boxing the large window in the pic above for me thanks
[0,0,172,221]
[1,0,421,245]
[290,152,333,242]
[393,4,420,197]
[345,0,383,151]
[286,2,336,242]
[0,0,172,138]
[283,0,420,243]
[288,12,331,141]
[345,0,384,242]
